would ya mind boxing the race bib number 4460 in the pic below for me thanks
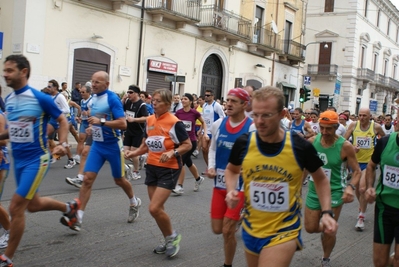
[250,182,289,212]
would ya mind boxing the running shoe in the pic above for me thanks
[172,185,184,195]
[65,176,83,188]
[127,197,141,223]
[60,198,81,231]
[132,171,141,180]
[73,155,81,164]
[0,231,9,249]
[0,255,12,267]
[153,242,167,254]
[321,258,331,267]
[64,159,76,169]
[355,215,365,231]
[165,233,182,258]
[194,176,204,192]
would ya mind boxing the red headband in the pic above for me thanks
[227,88,250,102]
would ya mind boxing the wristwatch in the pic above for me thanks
[320,210,335,218]
[347,183,356,190]
[174,149,179,157]
[100,118,106,126]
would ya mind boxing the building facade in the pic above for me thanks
[0,0,307,106]
[304,0,399,115]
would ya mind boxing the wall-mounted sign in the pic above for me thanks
[27,43,40,54]
[119,66,132,77]
[148,59,177,74]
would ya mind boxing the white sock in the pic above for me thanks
[77,174,84,180]
[168,230,177,239]
[130,196,138,206]
[77,210,84,223]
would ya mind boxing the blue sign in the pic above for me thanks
[304,76,311,85]
[369,100,378,112]
[334,79,341,95]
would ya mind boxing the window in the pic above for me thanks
[284,21,292,54]
[383,59,388,76]
[377,10,381,27]
[253,6,264,43]
[393,64,397,79]
[387,19,391,36]
[364,0,368,17]
[360,46,366,68]
[324,0,334,12]
[396,27,399,43]
[373,53,378,72]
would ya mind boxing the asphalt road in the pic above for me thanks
[0,149,377,266]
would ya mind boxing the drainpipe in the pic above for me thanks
[136,0,145,85]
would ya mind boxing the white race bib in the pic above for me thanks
[9,121,34,143]
[250,182,289,212]
[126,111,135,118]
[182,120,192,131]
[146,136,166,152]
[91,125,104,142]
[215,168,226,188]
[356,136,372,149]
[383,165,399,189]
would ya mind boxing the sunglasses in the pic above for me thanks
[127,91,134,94]
[205,94,211,97]
[47,85,53,89]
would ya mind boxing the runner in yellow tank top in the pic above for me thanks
[224,86,338,267]
[344,107,385,231]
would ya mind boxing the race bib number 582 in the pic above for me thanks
[250,182,289,212]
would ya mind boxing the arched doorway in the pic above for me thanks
[72,48,111,85]
[201,54,223,100]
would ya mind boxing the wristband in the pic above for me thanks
[320,210,335,218]
[347,183,356,190]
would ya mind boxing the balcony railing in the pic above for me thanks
[357,68,375,81]
[198,5,251,39]
[145,0,201,22]
[307,64,338,76]
[375,74,388,86]
[252,28,281,50]
[279,40,303,59]
[389,77,399,89]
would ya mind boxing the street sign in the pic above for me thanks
[304,76,311,85]
[369,100,378,112]
[313,88,320,97]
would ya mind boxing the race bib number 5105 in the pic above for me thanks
[250,182,289,212]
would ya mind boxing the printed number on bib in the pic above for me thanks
[126,111,135,118]
[9,121,33,143]
[91,125,104,142]
[215,168,226,188]
[250,182,289,212]
[383,165,399,189]
[356,137,371,149]
[146,136,166,152]
[182,120,192,131]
